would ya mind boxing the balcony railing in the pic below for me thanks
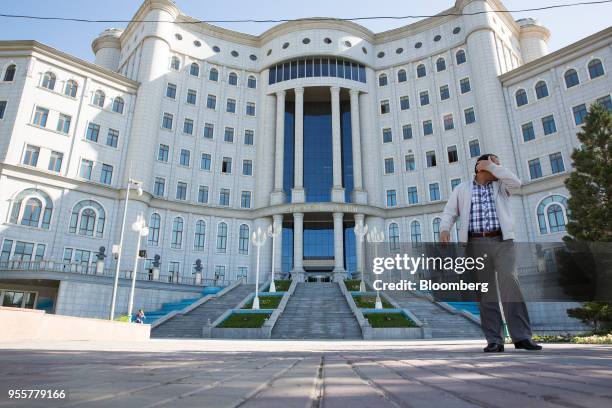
[0,259,231,288]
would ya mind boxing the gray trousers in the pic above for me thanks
[469,236,532,344]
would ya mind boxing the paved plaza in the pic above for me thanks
[0,339,611,407]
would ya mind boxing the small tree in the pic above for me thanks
[567,302,612,332]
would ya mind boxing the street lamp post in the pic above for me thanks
[366,226,385,309]
[354,219,368,292]
[267,218,282,293]
[127,215,149,322]
[251,227,268,309]
[109,178,142,321]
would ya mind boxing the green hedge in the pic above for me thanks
[241,295,282,309]
[365,313,416,328]
[218,313,271,328]
[271,280,291,292]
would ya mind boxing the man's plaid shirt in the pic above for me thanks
[469,180,501,233]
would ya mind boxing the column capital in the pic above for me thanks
[332,212,344,220]
[293,212,304,220]
[354,213,365,222]
[330,86,341,95]
[349,88,360,97]
[277,89,286,98]
[294,86,305,94]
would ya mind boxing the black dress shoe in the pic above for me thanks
[514,338,543,350]
[483,343,504,352]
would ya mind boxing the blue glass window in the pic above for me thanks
[573,104,587,125]
[549,152,565,174]
[529,158,542,179]
[542,115,557,135]
[407,186,418,204]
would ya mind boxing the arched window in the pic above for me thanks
[112,97,124,114]
[9,188,53,229]
[228,72,238,85]
[93,90,105,108]
[535,80,548,99]
[238,224,249,255]
[209,68,219,81]
[436,57,446,72]
[410,221,422,243]
[456,50,466,65]
[69,200,105,238]
[4,64,16,81]
[170,56,180,70]
[588,59,605,79]
[216,222,227,253]
[416,64,426,78]
[564,69,579,88]
[247,75,257,89]
[397,69,407,83]
[432,218,441,242]
[190,62,200,77]
[42,72,56,90]
[515,89,528,107]
[148,213,161,245]
[171,217,183,249]
[537,195,569,234]
[64,80,78,97]
[388,223,400,251]
[378,73,388,86]
[194,220,206,251]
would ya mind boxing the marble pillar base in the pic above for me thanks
[292,269,305,282]
[331,187,345,203]
[291,188,305,203]
[270,190,286,205]
[332,269,347,282]
[351,190,368,204]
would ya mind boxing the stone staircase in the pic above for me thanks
[272,282,362,339]
[151,283,255,338]
[384,290,483,338]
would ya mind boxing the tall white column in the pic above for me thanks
[271,90,286,205]
[354,213,365,281]
[330,86,345,203]
[349,89,367,204]
[273,214,283,279]
[292,87,305,203]
[333,212,345,281]
[293,212,305,281]
[255,90,276,208]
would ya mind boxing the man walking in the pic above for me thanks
[440,153,542,352]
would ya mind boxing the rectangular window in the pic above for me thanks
[226,98,236,113]
[176,182,187,200]
[48,151,63,172]
[221,157,232,174]
[572,104,587,125]
[79,159,93,180]
[106,129,119,147]
[542,115,557,135]
[224,127,234,143]
[162,113,173,130]
[0,100,6,119]
[169,262,180,278]
[56,114,71,134]
[549,152,565,174]
[386,190,397,207]
[242,160,253,175]
[528,158,543,179]
[402,124,413,140]
[522,122,535,142]
[198,185,209,203]
[469,140,481,158]
[443,114,454,131]
[382,128,392,143]
[23,145,40,166]
[86,122,100,142]
[451,178,461,191]
[429,183,440,201]
[439,85,450,100]
[464,107,476,124]
[423,120,433,136]
[246,102,256,116]
[166,83,177,99]
[183,118,194,134]
[203,123,214,139]
[241,191,251,208]
[186,89,197,105]
[419,91,430,106]
[154,177,165,196]
[207,94,216,110]
[384,158,395,174]
[400,96,410,110]
[405,154,416,171]
[426,151,437,167]
[460,77,471,94]
[100,164,113,185]
[596,95,612,112]
[219,188,230,206]
[179,149,190,166]
[158,144,169,162]
[380,100,390,114]
[407,186,418,204]
[1,240,13,261]
[200,153,211,170]
[244,129,254,145]
[447,145,458,163]
[33,107,49,127]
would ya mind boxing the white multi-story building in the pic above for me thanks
[0,0,610,317]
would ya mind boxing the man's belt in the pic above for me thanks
[468,230,502,238]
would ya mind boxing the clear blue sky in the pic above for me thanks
[1,0,610,61]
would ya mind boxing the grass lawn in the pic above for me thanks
[344,280,363,291]
[365,313,417,328]
[241,295,282,309]
[218,313,271,328]
[353,295,393,309]
[271,280,291,292]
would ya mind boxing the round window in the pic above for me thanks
[212,46,221,53]
[396,47,403,54]
[175,34,183,40]
[302,38,310,44]
[193,40,201,47]
[377,51,385,58]
[231,50,239,57]
[249,54,257,61]
[282,42,289,49]
[324,37,332,44]
[453,27,461,34]
[415,42,422,49]
[434,35,442,42]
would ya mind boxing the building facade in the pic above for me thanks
[0,0,610,315]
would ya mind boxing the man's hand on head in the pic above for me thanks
[440,230,451,243]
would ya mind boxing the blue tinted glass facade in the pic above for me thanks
[303,102,333,202]
[304,224,334,259]
[283,102,295,198]
[281,226,293,273]
[340,101,354,202]
[269,57,366,85]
